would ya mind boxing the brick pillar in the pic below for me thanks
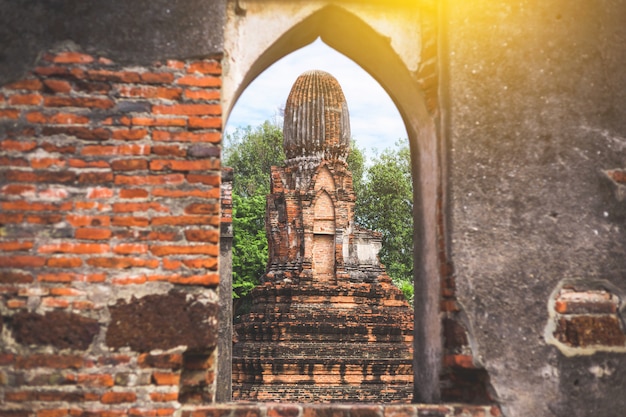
[217,167,234,401]
[0,49,223,413]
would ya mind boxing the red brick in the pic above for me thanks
[5,390,35,402]
[147,231,180,241]
[1,140,37,152]
[111,159,148,171]
[46,257,83,268]
[151,188,220,199]
[110,128,149,141]
[163,259,183,270]
[184,89,220,101]
[182,258,218,270]
[37,409,71,417]
[114,174,185,186]
[112,276,148,285]
[152,372,181,386]
[186,173,221,186]
[100,391,137,404]
[6,78,43,91]
[44,79,72,93]
[140,72,176,84]
[34,65,70,76]
[0,156,28,167]
[39,242,109,254]
[188,116,222,129]
[151,145,186,157]
[150,244,218,256]
[175,75,221,88]
[113,243,148,255]
[41,297,71,308]
[151,216,220,227]
[26,214,63,224]
[82,144,151,156]
[112,202,169,213]
[38,273,76,283]
[1,184,36,195]
[4,171,76,184]
[78,172,114,184]
[87,187,115,199]
[43,96,114,109]
[118,85,182,100]
[169,274,219,287]
[0,256,45,268]
[128,116,187,127]
[76,228,112,240]
[86,69,141,83]
[87,257,158,269]
[149,392,178,402]
[2,201,71,212]
[49,287,83,296]
[152,103,220,116]
[0,108,20,119]
[9,93,43,105]
[112,216,150,227]
[66,215,111,227]
[152,130,221,143]
[52,51,95,64]
[42,126,111,141]
[184,203,219,215]
[42,142,76,153]
[120,188,149,199]
[31,157,67,169]
[7,299,27,308]
[150,159,220,171]
[0,241,34,251]
[0,271,33,283]
[187,61,221,75]
[443,354,475,369]
[184,229,219,243]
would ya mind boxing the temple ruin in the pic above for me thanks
[232,70,415,402]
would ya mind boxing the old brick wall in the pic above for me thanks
[0,48,223,414]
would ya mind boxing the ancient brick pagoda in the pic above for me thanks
[232,70,414,402]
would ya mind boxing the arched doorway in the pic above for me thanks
[223,2,442,403]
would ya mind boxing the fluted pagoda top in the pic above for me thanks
[283,70,351,165]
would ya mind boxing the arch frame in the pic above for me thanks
[223,1,443,403]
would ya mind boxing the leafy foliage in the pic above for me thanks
[231,193,268,298]
[355,144,413,301]
[224,121,285,197]
[225,121,285,298]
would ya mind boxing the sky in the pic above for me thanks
[225,39,408,159]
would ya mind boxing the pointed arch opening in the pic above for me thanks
[223,3,443,404]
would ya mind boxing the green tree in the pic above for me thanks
[225,121,285,298]
[224,120,285,197]
[355,144,413,303]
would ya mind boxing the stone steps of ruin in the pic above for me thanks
[232,342,412,359]
[232,359,413,380]
[232,383,413,403]
[239,311,414,325]
[234,322,413,343]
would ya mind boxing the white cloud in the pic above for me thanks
[225,39,408,159]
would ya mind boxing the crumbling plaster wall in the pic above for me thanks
[446,0,626,416]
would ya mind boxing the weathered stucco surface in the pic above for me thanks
[447,1,626,415]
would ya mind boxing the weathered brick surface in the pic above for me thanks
[0,48,222,413]
[551,285,626,348]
